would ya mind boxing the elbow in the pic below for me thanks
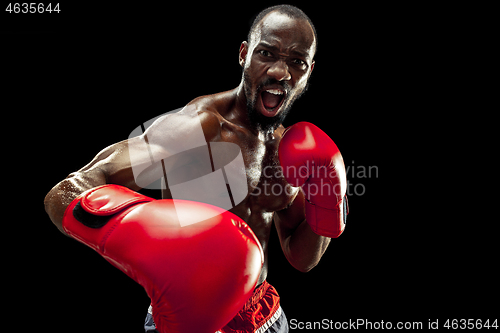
[44,187,57,221]
[287,256,319,273]
[44,182,72,236]
[43,188,56,216]
[292,261,317,273]
[283,240,321,273]
[44,191,64,235]
[295,265,315,273]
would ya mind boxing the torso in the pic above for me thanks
[221,114,298,284]
[163,89,298,284]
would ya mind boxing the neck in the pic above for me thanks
[234,81,248,120]
[233,81,260,136]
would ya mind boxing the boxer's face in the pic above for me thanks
[240,12,316,132]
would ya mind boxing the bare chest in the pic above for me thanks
[224,129,297,214]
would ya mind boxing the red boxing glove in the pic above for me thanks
[63,184,263,333]
[279,122,349,238]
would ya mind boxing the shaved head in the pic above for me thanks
[248,5,317,54]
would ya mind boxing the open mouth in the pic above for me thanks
[259,88,285,117]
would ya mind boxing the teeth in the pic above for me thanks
[266,89,284,95]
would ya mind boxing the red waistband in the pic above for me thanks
[242,281,272,311]
[220,280,281,333]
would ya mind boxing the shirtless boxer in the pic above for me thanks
[45,5,348,333]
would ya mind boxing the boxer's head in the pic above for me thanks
[239,5,317,132]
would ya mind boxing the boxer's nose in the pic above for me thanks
[267,60,291,82]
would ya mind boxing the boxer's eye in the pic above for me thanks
[291,58,307,70]
[259,50,273,57]
[292,59,305,66]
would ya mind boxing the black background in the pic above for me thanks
[3,1,496,332]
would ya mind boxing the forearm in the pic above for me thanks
[44,139,143,234]
[282,219,331,272]
[44,168,107,234]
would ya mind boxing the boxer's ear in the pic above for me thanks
[239,41,248,67]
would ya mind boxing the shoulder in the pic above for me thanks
[143,94,226,145]
[185,95,226,142]
[185,89,242,141]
